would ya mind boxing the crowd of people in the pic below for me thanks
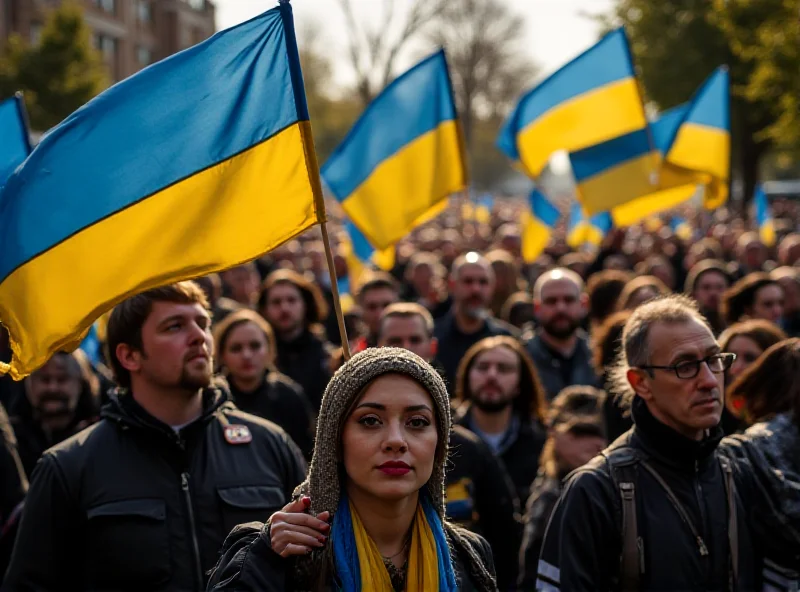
[0,194,799,591]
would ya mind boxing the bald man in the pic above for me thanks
[525,268,597,400]
[433,252,517,389]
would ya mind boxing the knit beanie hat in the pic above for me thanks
[297,347,451,518]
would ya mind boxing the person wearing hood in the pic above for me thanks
[9,349,100,478]
[207,347,498,591]
[5,282,307,591]
[213,308,316,460]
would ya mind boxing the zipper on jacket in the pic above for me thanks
[693,460,710,562]
[181,472,204,590]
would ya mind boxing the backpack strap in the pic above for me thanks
[719,455,738,591]
[602,447,644,592]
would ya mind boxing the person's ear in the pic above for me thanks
[627,368,653,402]
[429,337,438,358]
[116,343,142,374]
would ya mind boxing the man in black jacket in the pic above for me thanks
[5,282,306,591]
[525,268,597,400]
[258,269,332,411]
[537,295,800,591]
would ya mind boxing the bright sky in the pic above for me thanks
[215,0,614,88]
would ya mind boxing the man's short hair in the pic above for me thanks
[533,267,584,302]
[355,271,399,302]
[378,302,435,338]
[609,295,710,408]
[106,281,210,389]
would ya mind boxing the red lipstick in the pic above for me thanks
[377,461,411,476]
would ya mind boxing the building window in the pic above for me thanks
[137,0,151,23]
[93,0,116,15]
[137,46,152,67]
[94,34,117,61]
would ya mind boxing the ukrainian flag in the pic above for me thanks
[670,216,693,241]
[343,220,395,291]
[0,94,31,187]
[322,49,467,250]
[521,189,560,263]
[497,28,647,179]
[567,203,613,249]
[0,4,324,379]
[579,68,729,224]
[754,185,776,247]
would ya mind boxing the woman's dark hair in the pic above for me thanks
[616,275,670,311]
[586,270,633,326]
[684,259,730,295]
[718,319,787,353]
[454,335,547,423]
[500,291,534,328]
[591,310,632,379]
[720,272,780,325]
[728,338,800,424]
[212,309,277,373]
[258,269,329,326]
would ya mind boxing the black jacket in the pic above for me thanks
[274,329,332,412]
[524,331,597,401]
[518,469,562,590]
[433,311,517,390]
[4,383,307,592]
[537,397,759,591]
[447,425,521,591]
[206,519,497,591]
[227,372,316,460]
[455,405,546,505]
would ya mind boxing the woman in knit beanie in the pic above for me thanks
[207,347,497,591]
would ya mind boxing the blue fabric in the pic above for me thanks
[331,493,457,591]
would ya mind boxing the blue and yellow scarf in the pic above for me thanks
[331,494,458,591]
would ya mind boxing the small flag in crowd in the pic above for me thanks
[497,28,648,179]
[322,49,467,250]
[0,93,31,187]
[567,203,613,249]
[754,185,776,247]
[670,216,693,241]
[344,220,396,290]
[521,189,560,263]
[0,3,324,379]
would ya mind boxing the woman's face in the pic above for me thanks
[750,284,784,324]
[342,374,438,503]
[553,430,607,472]
[726,335,763,383]
[220,322,271,384]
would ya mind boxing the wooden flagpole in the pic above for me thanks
[320,220,351,361]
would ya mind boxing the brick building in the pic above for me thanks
[0,0,217,82]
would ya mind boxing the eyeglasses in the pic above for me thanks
[638,352,736,379]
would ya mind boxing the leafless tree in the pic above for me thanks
[427,0,539,149]
[337,0,447,107]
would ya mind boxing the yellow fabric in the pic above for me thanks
[0,122,323,379]
[350,500,439,592]
[342,120,467,250]
[517,78,647,177]
[521,212,553,263]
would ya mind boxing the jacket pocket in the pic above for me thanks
[87,498,171,588]
[217,485,285,536]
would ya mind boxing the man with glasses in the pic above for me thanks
[536,295,768,591]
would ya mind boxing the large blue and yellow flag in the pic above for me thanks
[0,94,31,187]
[664,67,730,209]
[497,28,648,179]
[754,185,776,247]
[0,4,324,379]
[567,203,613,248]
[521,189,560,263]
[588,68,730,225]
[322,49,467,250]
